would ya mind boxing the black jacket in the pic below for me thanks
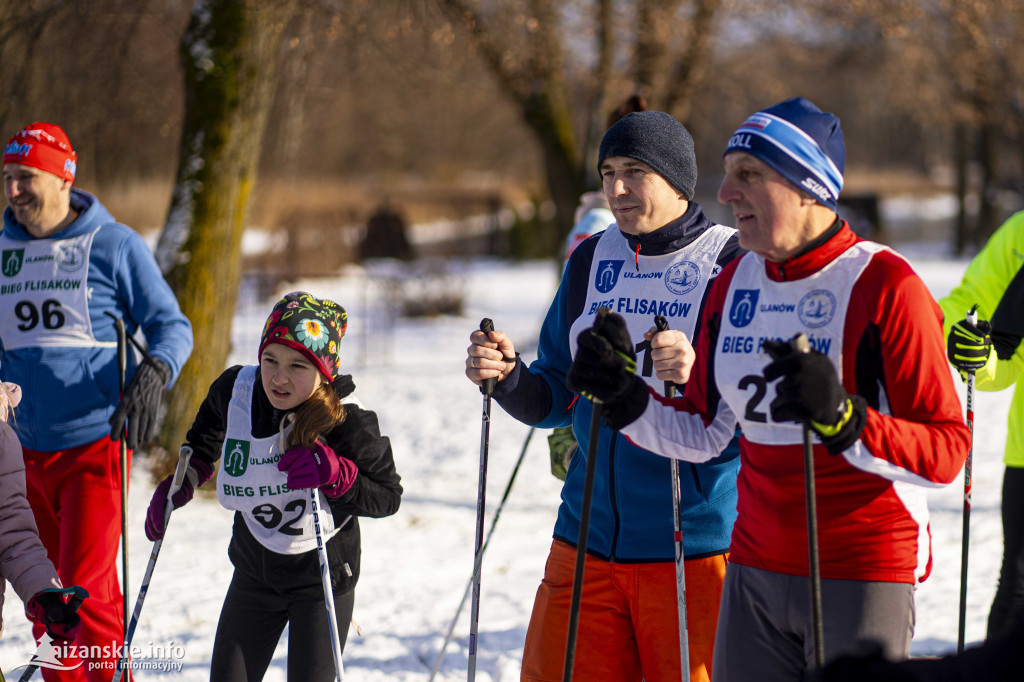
[185,366,402,597]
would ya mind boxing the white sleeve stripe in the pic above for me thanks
[621,395,736,463]
[840,441,946,488]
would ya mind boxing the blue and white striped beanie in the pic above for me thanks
[724,97,845,210]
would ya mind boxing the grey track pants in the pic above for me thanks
[711,563,914,682]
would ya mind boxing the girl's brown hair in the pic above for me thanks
[287,383,346,448]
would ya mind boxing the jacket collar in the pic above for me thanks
[620,201,713,258]
[763,218,855,282]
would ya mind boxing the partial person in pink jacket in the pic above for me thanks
[0,380,85,643]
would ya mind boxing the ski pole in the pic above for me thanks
[105,312,130,637]
[802,409,825,670]
[112,448,192,682]
[655,315,690,682]
[310,489,347,681]
[467,318,495,682]
[958,304,979,654]
[766,333,824,669]
[562,397,602,682]
[17,586,89,682]
[429,426,536,682]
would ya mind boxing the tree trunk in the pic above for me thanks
[582,0,615,191]
[976,118,999,245]
[662,0,722,121]
[953,123,969,256]
[437,0,584,239]
[152,0,298,477]
[634,0,680,108]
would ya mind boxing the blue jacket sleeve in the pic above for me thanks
[115,229,193,385]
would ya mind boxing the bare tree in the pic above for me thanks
[434,0,726,237]
[807,0,1024,251]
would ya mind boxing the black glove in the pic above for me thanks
[763,335,867,455]
[26,586,89,641]
[567,308,637,403]
[109,356,171,449]
[566,308,649,429]
[947,317,992,373]
[811,642,919,682]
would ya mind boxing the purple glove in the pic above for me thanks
[278,441,358,498]
[145,457,214,541]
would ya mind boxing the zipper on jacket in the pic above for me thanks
[608,430,621,561]
[689,463,704,495]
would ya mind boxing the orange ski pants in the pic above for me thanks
[522,539,727,682]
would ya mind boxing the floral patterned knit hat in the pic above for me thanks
[258,291,348,382]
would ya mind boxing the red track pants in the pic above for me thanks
[521,539,728,682]
[23,437,131,682]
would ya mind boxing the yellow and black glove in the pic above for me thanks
[763,336,867,455]
[947,317,992,375]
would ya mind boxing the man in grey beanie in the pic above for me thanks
[466,110,742,681]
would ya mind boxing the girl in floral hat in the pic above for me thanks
[143,291,402,681]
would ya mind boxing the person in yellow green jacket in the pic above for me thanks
[940,210,1024,639]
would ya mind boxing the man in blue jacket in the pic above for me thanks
[2,122,192,681]
[466,111,741,681]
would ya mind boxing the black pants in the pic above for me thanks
[988,465,1024,639]
[210,568,355,682]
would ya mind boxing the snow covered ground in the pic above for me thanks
[0,246,1012,680]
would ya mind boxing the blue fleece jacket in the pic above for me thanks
[493,202,741,561]
[0,188,193,451]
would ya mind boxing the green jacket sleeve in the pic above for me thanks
[939,211,1024,392]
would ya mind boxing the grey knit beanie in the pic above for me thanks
[597,111,697,199]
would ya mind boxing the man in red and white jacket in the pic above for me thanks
[566,97,970,681]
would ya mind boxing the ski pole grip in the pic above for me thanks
[653,316,674,398]
[105,312,127,390]
[171,448,194,491]
[967,304,978,326]
[68,585,89,613]
[163,447,194,524]
[763,332,811,362]
[480,318,496,397]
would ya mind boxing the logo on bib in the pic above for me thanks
[665,261,700,295]
[729,289,759,328]
[223,439,250,477]
[798,289,836,328]
[595,260,624,293]
[2,249,24,277]
[56,243,86,272]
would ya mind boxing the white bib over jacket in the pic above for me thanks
[0,227,114,350]
[217,365,337,554]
